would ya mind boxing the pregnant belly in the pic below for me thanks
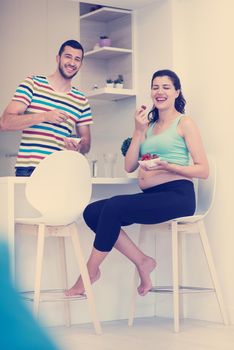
[138,168,192,189]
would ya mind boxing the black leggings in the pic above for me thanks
[15,167,35,177]
[83,180,196,252]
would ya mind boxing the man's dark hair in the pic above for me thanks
[58,40,84,58]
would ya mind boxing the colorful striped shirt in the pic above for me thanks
[13,75,93,168]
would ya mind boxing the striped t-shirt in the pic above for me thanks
[13,75,93,169]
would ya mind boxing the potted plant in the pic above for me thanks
[106,78,114,88]
[114,74,124,88]
[99,35,112,47]
[121,137,138,178]
[121,137,132,156]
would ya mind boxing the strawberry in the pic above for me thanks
[141,153,151,160]
[141,153,159,160]
[152,154,159,159]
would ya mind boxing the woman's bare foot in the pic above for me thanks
[137,256,156,296]
[65,268,101,296]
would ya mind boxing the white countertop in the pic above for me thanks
[91,177,137,184]
[0,176,138,185]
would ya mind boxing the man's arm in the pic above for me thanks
[0,100,69,131]
[77,124,91,154]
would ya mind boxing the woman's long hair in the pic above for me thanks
[148,69,186,124]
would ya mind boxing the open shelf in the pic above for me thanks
[80,3,135,102]
[80,7,131,22]
[85,87,136,101]
[84,47,132,59]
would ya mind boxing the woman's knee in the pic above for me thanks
[83,204,96,231]
[83,199,106,232]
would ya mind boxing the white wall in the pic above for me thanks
[171,0,234,323]
[135,0,173,108]
[87,97,137,178]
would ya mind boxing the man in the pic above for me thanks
[0,39,92,176]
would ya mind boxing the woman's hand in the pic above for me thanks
[139,159,169,171]
[134,105,148,134]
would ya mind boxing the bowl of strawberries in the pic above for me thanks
[138,153,161,169]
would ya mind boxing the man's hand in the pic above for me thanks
[63,137,81,151]
[44,110,69,124]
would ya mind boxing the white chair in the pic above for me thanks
[128,155,228,332]
[15,150,102,335]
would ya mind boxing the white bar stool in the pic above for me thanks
[15,151,102,335]
[128,155,228,332]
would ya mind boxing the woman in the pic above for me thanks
[66,69,209,297]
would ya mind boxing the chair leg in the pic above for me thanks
[33,223,45,316]
[198,220,229,325]
[128,267,139,326]
[172,221,180,332]
[128,224,149,326]
[69,222,102,335]
[58,236,71,327]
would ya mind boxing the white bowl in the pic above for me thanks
[138,157,161,168]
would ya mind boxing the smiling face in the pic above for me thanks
[57,45,83,80]
[151,75,180,111]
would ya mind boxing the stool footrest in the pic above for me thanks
[20,289,87,302]
[149,285,215,294]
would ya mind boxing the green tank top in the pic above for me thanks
[140,116,189,165]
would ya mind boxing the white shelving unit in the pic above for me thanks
[84,47,133,59]
[85,86,135,101]
[79,2,136,101]
[80,6,131,21]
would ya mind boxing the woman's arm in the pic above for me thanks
[125,106,148,173]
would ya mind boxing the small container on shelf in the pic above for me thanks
[114,74,124,88]
[106,79,114,88]
[99,36,112,47]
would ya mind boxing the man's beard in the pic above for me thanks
[59,63,78,80]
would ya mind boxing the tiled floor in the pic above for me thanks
[51,317,234,350]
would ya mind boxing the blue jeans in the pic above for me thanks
[15,167,35,177]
